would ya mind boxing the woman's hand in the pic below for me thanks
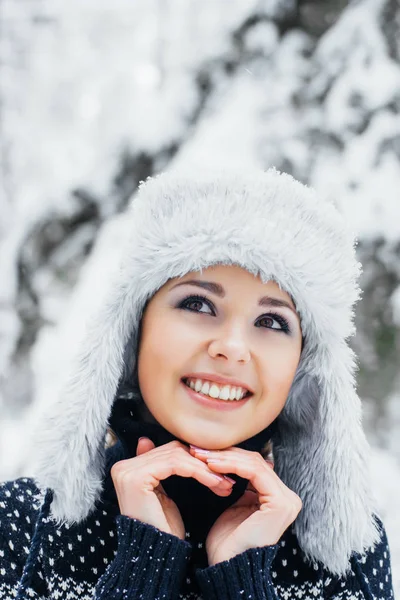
[189,445,303,565]
[110,438,235,540]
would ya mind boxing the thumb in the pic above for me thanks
[136,437,156,456]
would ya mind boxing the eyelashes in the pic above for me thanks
[256,312,291,334]
[177,294,291,334]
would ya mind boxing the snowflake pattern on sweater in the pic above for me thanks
[0,477,395,600]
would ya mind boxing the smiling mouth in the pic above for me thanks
[181,378,253,402]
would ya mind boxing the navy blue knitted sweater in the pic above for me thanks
[0,400,395,599]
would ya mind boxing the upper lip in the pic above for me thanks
[182,372,254,394]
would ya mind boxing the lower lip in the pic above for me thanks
[180,380,251,411]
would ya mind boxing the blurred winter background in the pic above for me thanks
[1,0,400,592]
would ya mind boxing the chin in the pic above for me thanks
[176,429,244,451]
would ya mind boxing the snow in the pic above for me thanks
[305,0,400,242]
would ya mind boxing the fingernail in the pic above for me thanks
[212,474,229,483]
[206,457,221,463]
[190,445,210,455]
[223,476,236,485]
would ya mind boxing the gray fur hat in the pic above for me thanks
[33,167,381,576]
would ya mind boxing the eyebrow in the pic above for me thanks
[170,280,298,317]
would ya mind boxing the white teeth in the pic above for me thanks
[219,385,230,400]
[184,378,249,401]
[208,384,220,399]
[201,381,210,395]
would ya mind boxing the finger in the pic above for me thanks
[231,488,259,508]
[191,446,282,484]
[189,446,232,465]
[188,447,209,463]
[203,452,287,498]
[189,447,280,492]
[246,481,257,494]
[156,451,235,493]
[148,443,236,490]
[136,437,156,456]
[122,443,235,497]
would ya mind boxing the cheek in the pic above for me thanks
[260,343,301,397]
[139,320,173,382]
[138,312,199,390]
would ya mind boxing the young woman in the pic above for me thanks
[0,169,395,599]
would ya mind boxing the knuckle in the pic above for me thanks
[255,453,267,469]
[291,494,303,514]
[111,462,134,488]
[291,490,301,503]
[110,460,126,478]
[173,445,189,459]
[111,459,141,487]
[250,450,261,461]
[245,451,262,467]
[169,440,182,449]
[170,450,185,468]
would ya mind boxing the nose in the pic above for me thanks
[208,325,251,364]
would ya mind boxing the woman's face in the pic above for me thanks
[137,264,303,450]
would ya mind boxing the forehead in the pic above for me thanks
[173,265,293,299]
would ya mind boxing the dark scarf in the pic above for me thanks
[102,396,278,570]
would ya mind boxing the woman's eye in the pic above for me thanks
[179,295,214,314]
[257,314,290,333]
[179,296,290,333]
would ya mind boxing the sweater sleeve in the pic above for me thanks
[0,478,48,599]
[324,514,395,599]
[196,514,395,600]
[94,515,192,600]
[195,544,280,599]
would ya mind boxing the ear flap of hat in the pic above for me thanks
[31,283,144,526]
[273,340,381,576]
